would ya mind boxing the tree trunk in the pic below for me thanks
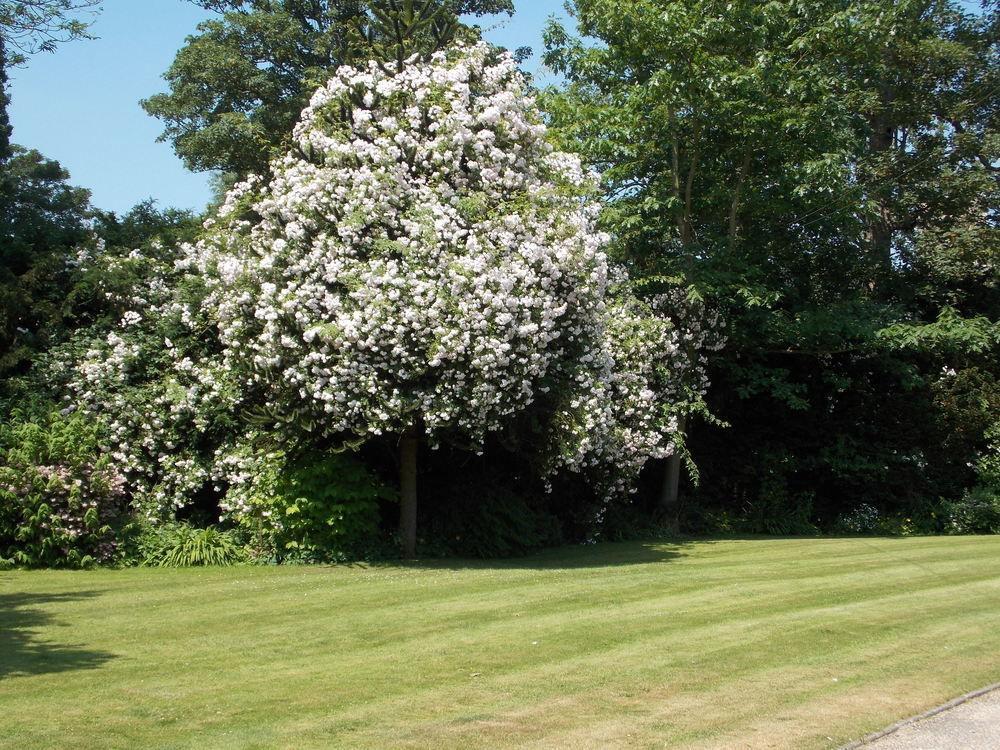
[681,123,700,247]
[865,101,895,287]
[399,427,419,558]
[728,151,752,248]
[0,37,12,164]
[659,415,687,533]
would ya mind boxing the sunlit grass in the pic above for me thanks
[2,535,998,749]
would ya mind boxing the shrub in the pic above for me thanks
[832,503,882,535]
[423,478,562,558]
[745,471,818,536]
[944,487,1000,535]
[943,422,1000,534]
[598,500,681,542]
[0,405,126,568]
[678,505,741,535]
[225,448,393,562]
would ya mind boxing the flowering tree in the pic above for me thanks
[59,237,244,517]
[182,43,623,555]
[60,44,704,557]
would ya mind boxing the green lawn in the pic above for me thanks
[2,536,999,749]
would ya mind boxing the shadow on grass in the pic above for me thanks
[364,533,874,573]
[387,538,696,571]
[0,591,115,679]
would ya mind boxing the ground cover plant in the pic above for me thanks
[2,535,999,749]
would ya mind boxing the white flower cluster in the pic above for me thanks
[542,287,724,503]
[57,240,245,518]
[646,287,727,405]
[186,44,612,450]
[546,300,677,494]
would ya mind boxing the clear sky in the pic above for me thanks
[7,0,568,215]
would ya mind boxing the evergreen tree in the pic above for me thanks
[142,0,514,177]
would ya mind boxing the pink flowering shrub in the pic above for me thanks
[0,407,127,568]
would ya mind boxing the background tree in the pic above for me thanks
[544,0,869,526]
[0,42,10,160]
[545,0,999,531]
[0,146,91,376]
[0,1,101,378]
[142,0,514,178]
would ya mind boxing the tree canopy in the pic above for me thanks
[0,0,100,65]
[142,0,514,176]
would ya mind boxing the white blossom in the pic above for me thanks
[65,44,721,525]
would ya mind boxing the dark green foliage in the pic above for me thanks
[422,477,562,558]
[832,504,892,535]
[0,4,193,383]
[139,523,246,567]
[742,477,819,537]
[0,195,199,396]
[952,419,1000,533]
[237,449,394,562]
[596,498,683,543]
[92,200,199,254]
[67,201,200,331]
[0,146,91,378]
[546,0,1000,530]
[143,0,514,176]
[0,403,126,568]
[0,38,11,160]
[944,487,1000,534]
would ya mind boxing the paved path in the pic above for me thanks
[855,686,1000,749]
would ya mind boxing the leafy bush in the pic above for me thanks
[744,470,818,536]
[0,405,126,568]
[227,448,393,562]
[942,422,1000,534]
[678,505,741,535]
[944,487,1000,535]
[598,500,683,542]
[139,522,245,566]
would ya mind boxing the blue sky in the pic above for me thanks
[7,0,567,215]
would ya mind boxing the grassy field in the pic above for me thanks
[1,536,999,749]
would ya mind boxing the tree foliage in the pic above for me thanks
[0,39,11,159]
[0,0,100,65]
[57,45,704,558]
[142,0,514,176]
[545,0,999,528]
[0,146,91,377]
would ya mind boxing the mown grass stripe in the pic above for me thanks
[1,536,998,749]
